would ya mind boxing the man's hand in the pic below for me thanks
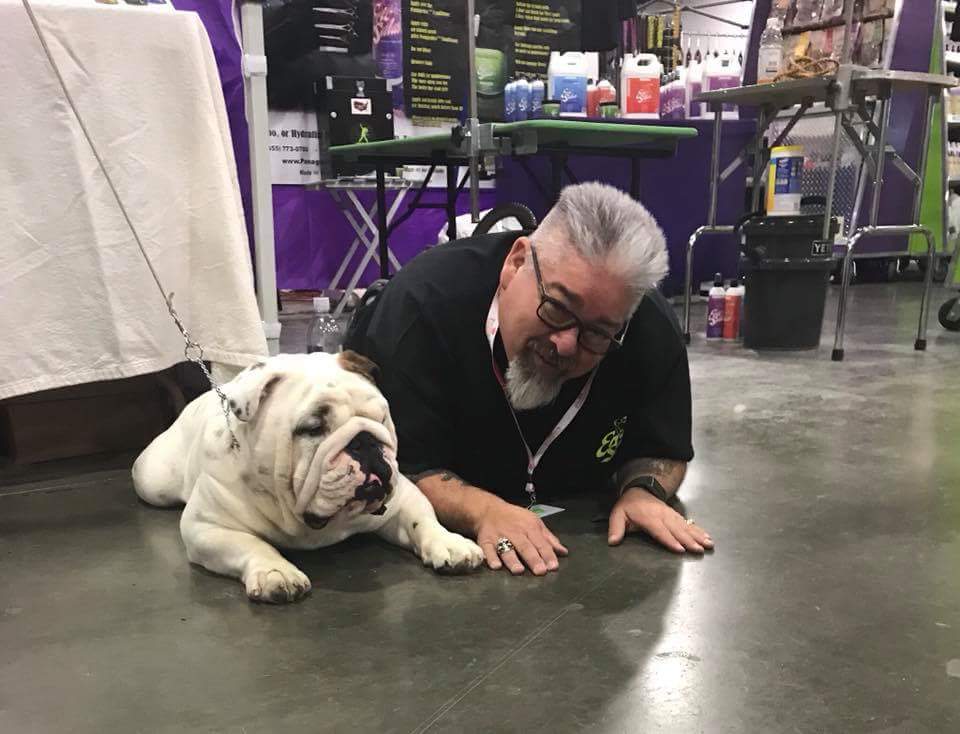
[608,488,714,554]
[412,470,567,576]
[475,498,568,575]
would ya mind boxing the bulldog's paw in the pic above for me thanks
[244,562,312,604]
[419,530,484,574]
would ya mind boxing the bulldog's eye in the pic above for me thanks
[294,422,326,437]
[294,405,330,438]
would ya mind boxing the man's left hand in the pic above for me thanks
[607,488,714,554]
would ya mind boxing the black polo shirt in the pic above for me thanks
[344,232,693,505]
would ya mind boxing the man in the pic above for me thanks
[345,182,713,575]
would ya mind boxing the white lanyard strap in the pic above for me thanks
[485,294,596,503]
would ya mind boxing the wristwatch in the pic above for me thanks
[623,475,669,503]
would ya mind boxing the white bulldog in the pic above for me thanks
[132,351,483,603]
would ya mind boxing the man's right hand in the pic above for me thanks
[474,497,568,576]
[413,470,567,576]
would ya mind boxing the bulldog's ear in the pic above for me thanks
[338,350,379,383]
[222,363,282,422]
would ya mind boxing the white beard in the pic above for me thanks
[504,350,564,411]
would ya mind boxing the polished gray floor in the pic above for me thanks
[2,283,959,734]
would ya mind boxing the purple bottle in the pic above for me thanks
[706,273,725,340]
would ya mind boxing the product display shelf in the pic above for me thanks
[683,0,956,360]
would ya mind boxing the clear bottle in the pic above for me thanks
[757,16,784,85]
[307,297,344,354]
[793,0,824,26]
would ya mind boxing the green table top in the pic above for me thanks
[330,119,698,162]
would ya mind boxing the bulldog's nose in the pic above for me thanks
[346,431,379,457]
[345,431,392,487]
[303,512,330,530]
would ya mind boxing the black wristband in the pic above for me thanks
[621,474,669,503]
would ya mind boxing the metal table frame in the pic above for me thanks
[683,66,955,360]
[330,120,697,278]
[308,177,411,314]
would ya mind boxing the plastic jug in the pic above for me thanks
[621,53,662,118]
[547,52,589,116]
[686,58,704,118]
[704,51,741,120]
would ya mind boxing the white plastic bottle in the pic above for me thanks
[756,16,784,85]
[621,53,662,119]
[705,50,740,120]
[686,56,703,118]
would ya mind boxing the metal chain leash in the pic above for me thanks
[22,0,240,450]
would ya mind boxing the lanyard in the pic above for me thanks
[485,293,596,506]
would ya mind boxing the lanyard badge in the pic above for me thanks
[485,294,596,506]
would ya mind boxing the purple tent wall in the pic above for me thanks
[171,0,492,290]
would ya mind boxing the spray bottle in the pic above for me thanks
[707,273,725,340]
[722,277,745,341]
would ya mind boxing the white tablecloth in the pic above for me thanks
[0,0,267,400]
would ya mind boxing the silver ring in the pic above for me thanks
[495,537,514,555]
[686,518,696,526]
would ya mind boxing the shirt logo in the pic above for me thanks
[595,416,627,463]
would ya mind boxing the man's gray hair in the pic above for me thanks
[530,182,669,305]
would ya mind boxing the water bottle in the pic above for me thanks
[706,274,725,340]
[529,79,545,118]
[756,16,784,85]
[307,297,344,354]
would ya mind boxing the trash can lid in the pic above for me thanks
[741,215,837,237]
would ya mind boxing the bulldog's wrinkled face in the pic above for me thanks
[224,351,398,529]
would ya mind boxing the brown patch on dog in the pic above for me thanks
[338,350,379,383]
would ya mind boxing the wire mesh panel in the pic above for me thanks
[766,111,865,235]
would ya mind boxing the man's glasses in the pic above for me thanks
[529,244,626,355]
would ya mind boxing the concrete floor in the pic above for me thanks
[2,282,959,733]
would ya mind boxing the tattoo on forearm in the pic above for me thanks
[410,468,465,486]
[631,458,682,478]
[617,457,687,496]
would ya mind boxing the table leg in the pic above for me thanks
[446,164,458,242]
[822,109,845,242]
[376,164,388,278]
[328,189,367,290]
[551,153,565,204]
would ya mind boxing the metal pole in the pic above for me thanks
[376,164,388,279]
[839,0,857,65]
[240,0,280,354]
[822,110,845,241]
[868,95,892,226]
[466,0,480,222]
[708,103,724,226]
[446,163,458,242]
[913,92,938,350]
[551,153,564,204]
[750,106,768,213]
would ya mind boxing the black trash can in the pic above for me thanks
[740,215,838,350]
